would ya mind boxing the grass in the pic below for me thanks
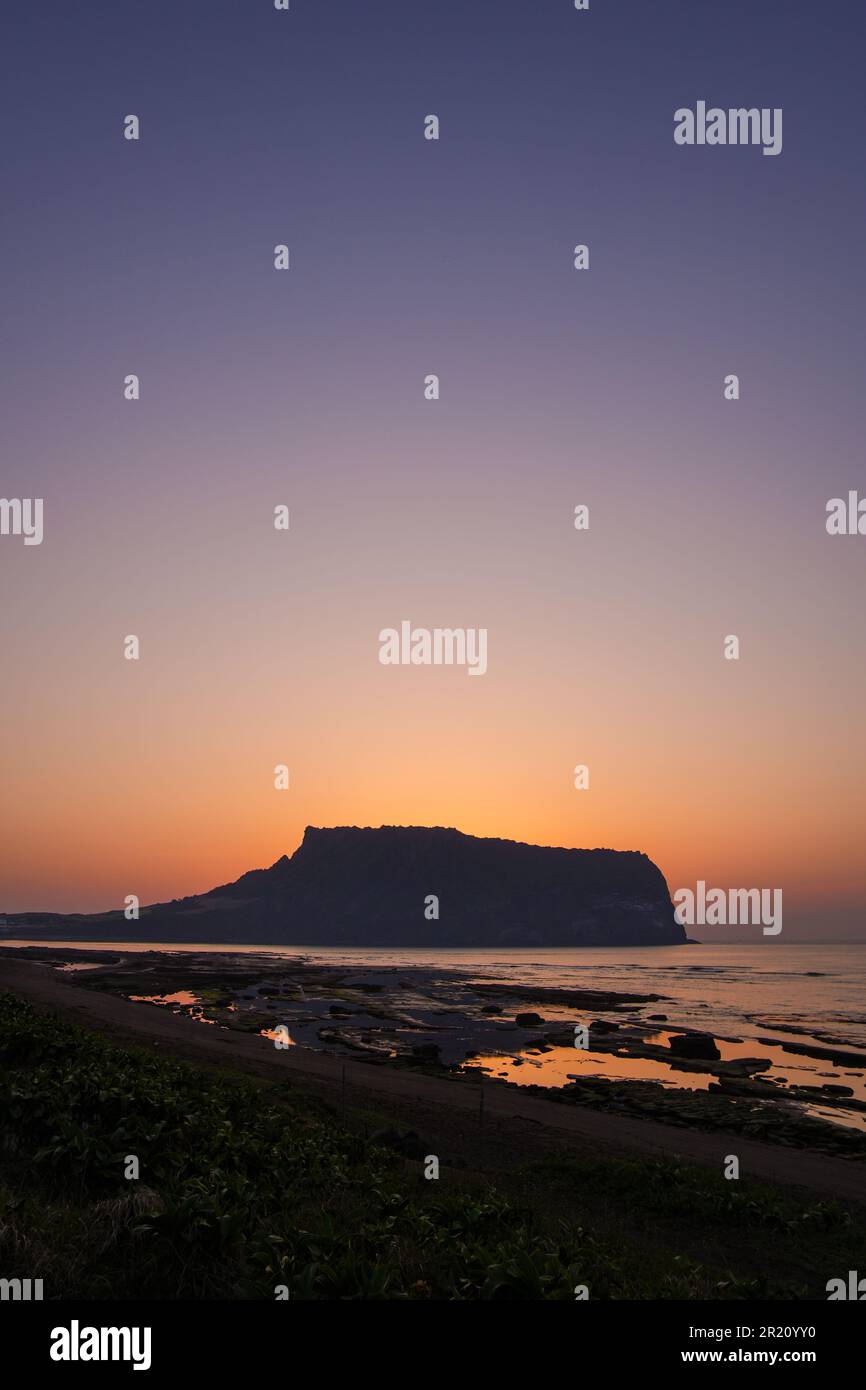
[0,991,862,1300]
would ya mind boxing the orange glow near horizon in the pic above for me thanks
[2,411,865,940]
[3,632,864,936]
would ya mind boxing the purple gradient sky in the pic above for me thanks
[1,1,865,940]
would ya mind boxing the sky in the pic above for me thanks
[1,1,864,941]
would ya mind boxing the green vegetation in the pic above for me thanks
[0,992,861,1300]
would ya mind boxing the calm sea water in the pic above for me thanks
[7,939,865,1045]
[6,938,866,1127]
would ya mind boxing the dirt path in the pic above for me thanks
[3,956,864,1203]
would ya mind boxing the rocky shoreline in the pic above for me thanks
[5,944,865,1162]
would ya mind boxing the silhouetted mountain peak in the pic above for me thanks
[179,825,683,947]
[5,826,685,948]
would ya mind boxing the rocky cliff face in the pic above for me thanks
[5,826,685,947]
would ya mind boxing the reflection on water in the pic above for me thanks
[129,991,199,1006]
[128,990,218,1025]
[259,1026,295,1044]
[463,1034,866,1131]
[464,1044,716,1089]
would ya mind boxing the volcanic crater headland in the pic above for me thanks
[3,824,685,948]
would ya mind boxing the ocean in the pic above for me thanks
[5,939,865,1127]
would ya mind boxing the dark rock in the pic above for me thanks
[667,1032,721,1061]
[647,1014,668,1021]
[756,1036,866,1068]
[11,824,685,947]
[515,1012,544,1027]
